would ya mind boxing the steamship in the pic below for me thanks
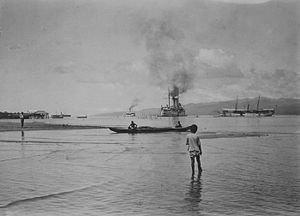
[219,96,275,117]
[159,89,186,117]
[124,110,136,117]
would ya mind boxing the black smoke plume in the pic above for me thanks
[129,98,140,111]
[136,14,197,95]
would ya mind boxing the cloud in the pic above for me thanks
[105,61,149,85]
[196,48,244,78]
[197,49,233,68]
[52,62,75,74]
[64,61,149,87]
[130,0,299,101]
[246,68,300,98]
[8,44,22,50]
[0,0,299,114]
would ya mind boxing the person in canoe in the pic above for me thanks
[186,124,202,180]
[128,121,138,130]
[175,121,182,128]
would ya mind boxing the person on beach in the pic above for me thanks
[19,112,25,128]
[128,121,137,130]
[186,124,202,179]
[175,121,182,128]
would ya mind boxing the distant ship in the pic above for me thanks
[218,97,246,117]
[159,88,186,117]
[124,105,136,117]
[51,112,71,119]
[219,96,275,117]
[124,111,136,117]
[51,113,64,119]
[244,96,275,117]
[77,115,87,119]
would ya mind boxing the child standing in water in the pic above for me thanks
[186,124,202,179]
[19,112,25,128]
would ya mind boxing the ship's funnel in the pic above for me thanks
[169,86,180,108]
[173,96,179,108]
[169,86,179,97]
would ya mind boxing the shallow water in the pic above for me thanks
[0,116,299,215]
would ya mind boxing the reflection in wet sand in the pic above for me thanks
[21,130,25,158]
[21,130,25,141]
[184,174,203,212]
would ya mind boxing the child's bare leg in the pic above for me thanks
[196,155,202,174]
[190,157,195,178]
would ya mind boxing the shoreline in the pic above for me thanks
[0,121,106,132]
[0,121,270,139]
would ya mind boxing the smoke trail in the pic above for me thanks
[136,14,197,95]
[129,98,140,111]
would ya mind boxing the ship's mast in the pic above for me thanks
[235,96,238,111]
[256,96,261,111]
[168,88,170,107]
[246,98,250,112]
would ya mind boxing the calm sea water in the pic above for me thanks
[0,116,299,216]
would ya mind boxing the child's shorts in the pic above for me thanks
[189,150,200,158]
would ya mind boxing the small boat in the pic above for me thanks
[109,125,193,133]
[77,115,87,119]
[51,112,70,119]
[51,114,64,119]
[62,114,71,117]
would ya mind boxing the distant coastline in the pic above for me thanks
[97,97,300,117]
[1,97,299,119]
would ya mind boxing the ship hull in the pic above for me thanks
[51,115,63,119]
[159,108,186,117]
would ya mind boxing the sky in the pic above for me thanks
[0,0,299,115]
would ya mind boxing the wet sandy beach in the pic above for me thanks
[0,121,106,132]
[0,117,299,216]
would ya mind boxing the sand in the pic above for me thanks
[199,131,268,139]
[0,121,106,132]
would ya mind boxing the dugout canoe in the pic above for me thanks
[108,125,193,133]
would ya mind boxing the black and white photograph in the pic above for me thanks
[0,0,299,215]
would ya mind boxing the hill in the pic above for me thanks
[97,97,300,116]
[184,97,300,116]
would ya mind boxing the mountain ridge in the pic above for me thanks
[96,97,300,116]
